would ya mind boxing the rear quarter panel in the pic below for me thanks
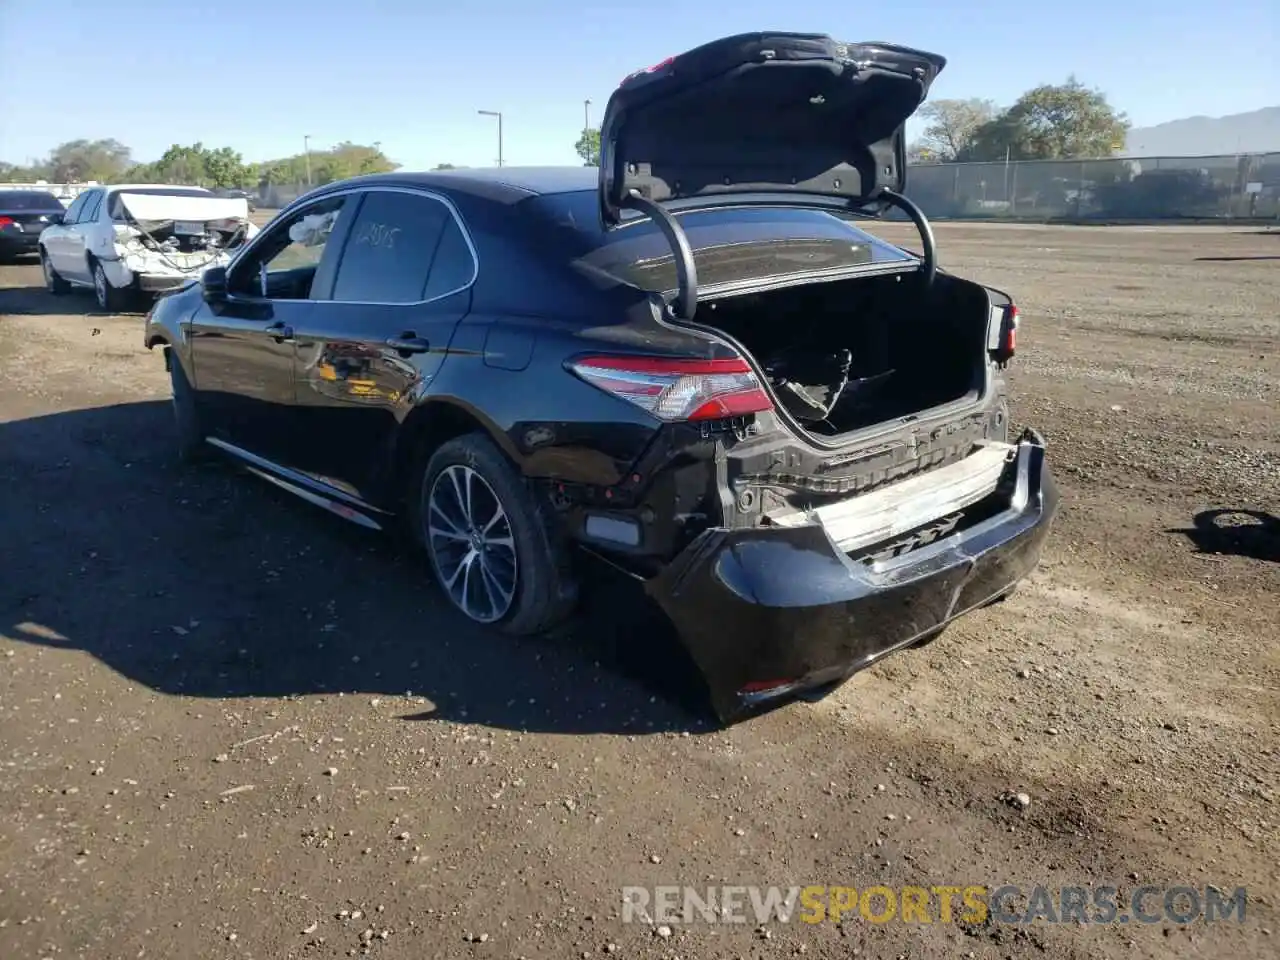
[412,192,703,489]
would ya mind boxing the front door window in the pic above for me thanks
[228,196,347,300]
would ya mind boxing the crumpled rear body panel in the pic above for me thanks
[644,431,1058,722]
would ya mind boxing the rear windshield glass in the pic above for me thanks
[0,191,64,210]
[526,190,914,293]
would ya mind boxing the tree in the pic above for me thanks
[47,139,132,182]
[0,159,52,181]
[202,146,251,189]
[917,98,997,160]
[432,163,459,170]
[961,78,1129,161]
[5,137,397,190]
[575,128,601,166]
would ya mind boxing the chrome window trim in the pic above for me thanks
[226,184,480,308]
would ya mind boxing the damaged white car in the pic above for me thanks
[38,184,259,311]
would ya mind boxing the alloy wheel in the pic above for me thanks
[93,265,108,310]
[425,464,518,623]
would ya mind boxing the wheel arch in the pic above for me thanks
[387,397,522,508]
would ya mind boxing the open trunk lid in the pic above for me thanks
[598,32,945,226]
[116,192,250,224]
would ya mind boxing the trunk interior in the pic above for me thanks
[120,222,248,254]
[701,270,992,438]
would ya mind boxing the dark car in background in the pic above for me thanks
[214,187,257,212]
[0,189,65,261]
[142,32,1058,722]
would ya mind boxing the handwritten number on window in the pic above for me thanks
[355,222,400,250]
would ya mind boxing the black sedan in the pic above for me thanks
[144,32,1058,722]
[0,189,65,261]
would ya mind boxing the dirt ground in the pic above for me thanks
[1,222,1276,960]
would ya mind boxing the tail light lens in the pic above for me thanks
[569,355,773,422]
[621,56,675,85]
[0,216,14,229]
[1003,304,1019,357]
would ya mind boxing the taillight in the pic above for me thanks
[0,216,14,229]
[991,303,1019,365]
[621,56,675,85]
[1003,304,1019,357]
[569,355,773,422]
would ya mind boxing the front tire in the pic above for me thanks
[41,248,71,294]
[168,353,207,463]
[411,433,577,635]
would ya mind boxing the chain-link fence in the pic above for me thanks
[256,153,1280,220]
[905,153,1280,221]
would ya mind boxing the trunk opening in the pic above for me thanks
[700,270,991,440]
[116,221,249,255]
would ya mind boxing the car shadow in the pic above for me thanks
[1168,508,1279,563]
[1,400,716,734]
[0,263,147,317]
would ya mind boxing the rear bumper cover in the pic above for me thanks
[645,429,1059,723]
[0,232,41,254]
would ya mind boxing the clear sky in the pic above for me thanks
[1,0,1276,170]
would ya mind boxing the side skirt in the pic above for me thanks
[205,436,387,532]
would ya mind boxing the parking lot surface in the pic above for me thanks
[1,222,1277,959]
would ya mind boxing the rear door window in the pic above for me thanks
[61,193,88,224]
[330,191,451,304]
[80,190,104,223]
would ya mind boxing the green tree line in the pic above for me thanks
[0,139,399,189]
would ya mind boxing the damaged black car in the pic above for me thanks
[144,32,1058,722]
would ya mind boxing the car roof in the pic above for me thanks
[326,167,597,203]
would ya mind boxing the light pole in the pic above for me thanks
[478,110,503,167]
[584,99,593,165]
[303,135,313,187]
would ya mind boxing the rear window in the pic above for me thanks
[525,189,914,293]
[0,191,63,211]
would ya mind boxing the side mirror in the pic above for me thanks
[48,212,64,224]
[202,266,228,303]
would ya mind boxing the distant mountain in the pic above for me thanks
[1123,106,1280,157]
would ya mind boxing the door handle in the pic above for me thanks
[265,321,294,341]
[385,333,431,355]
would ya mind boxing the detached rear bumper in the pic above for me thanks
[645,430,1059,723]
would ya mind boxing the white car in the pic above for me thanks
[38,183,259,311]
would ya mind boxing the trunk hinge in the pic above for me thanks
[878,189,937,288]
[620,189,699,321]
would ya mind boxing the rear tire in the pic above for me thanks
[91,259,127,313]
[169,352,207,463]
[410,432,578,636]
[40,248,70,294]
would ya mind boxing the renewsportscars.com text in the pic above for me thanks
[621,884,1248,926]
